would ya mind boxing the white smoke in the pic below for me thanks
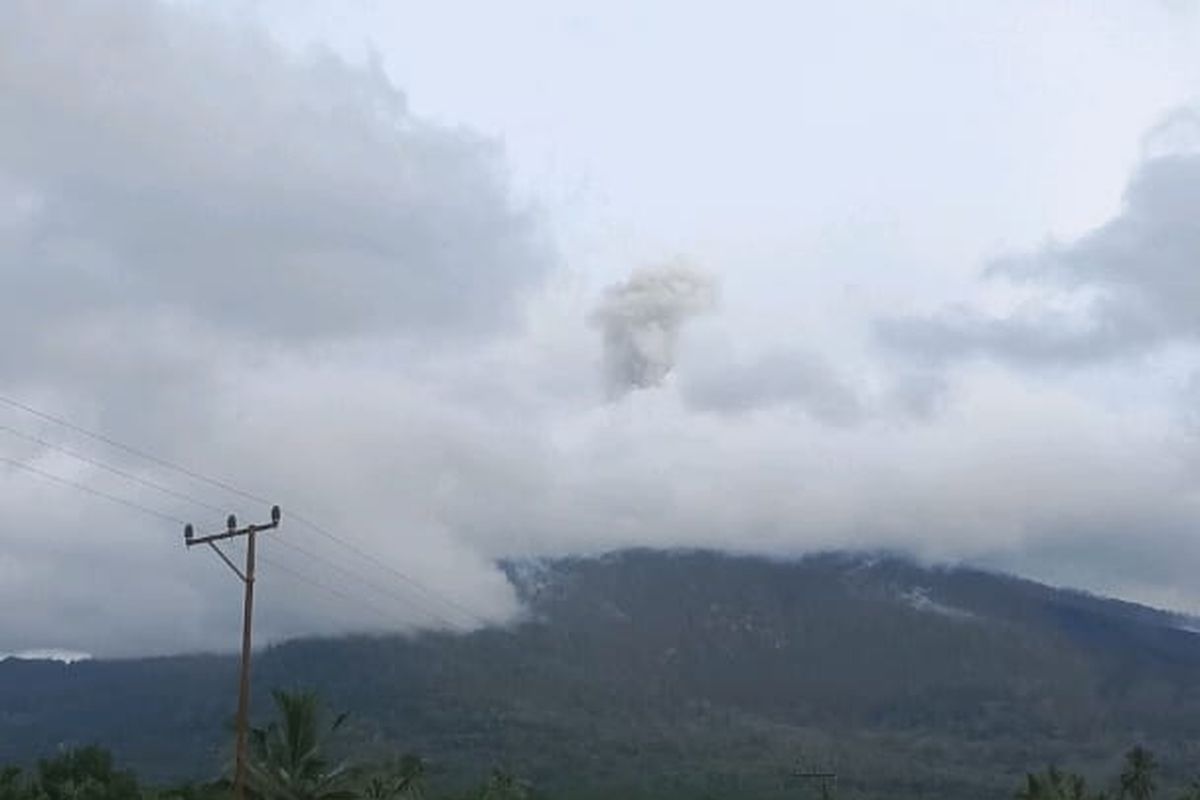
[591,260,717,395]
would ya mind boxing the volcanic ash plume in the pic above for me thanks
[591,260,717,396]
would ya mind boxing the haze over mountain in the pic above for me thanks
[6,550,1200,799]
[5,1,1200,661]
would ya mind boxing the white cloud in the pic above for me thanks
[3,0,1200,658]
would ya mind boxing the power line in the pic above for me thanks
[287,515,491,628]
[0,454,187,525]
[0,393,267,506]
[0,449,442,636]
[0,422,228,517]
[0,417,466,626]
[0,391,493,628]
[270,532,467,631]
[258,552,418,630]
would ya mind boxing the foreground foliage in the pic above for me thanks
[5,686,1200,799]
[0,690,541,799]
[245,689,355,800]
[1,728,1197,800]
[1015,745,1172,800]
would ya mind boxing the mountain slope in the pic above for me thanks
[4,550,1200,799]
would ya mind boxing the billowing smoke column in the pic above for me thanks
[591,260,717,396]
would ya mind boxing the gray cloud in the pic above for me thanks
[876,304,1158,366]
[682,349,864,425]
[883,369,948,421]
[0,0,550,359]
[879,108,1200,366]
[590,260,716,396]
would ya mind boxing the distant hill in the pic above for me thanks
[5,549,1200,799]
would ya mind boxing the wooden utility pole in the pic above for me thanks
[184,505,281,800]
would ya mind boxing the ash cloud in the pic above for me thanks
[591,260,716,396]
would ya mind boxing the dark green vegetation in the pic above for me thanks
[1013,745,1168,800]
[0,697,1189,799]
[6,550,1200,798]
[0,690,534,798]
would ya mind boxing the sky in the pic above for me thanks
[3,0,1200,657]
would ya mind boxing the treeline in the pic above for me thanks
[0,690,542,800]
[0,748,534,799]
[3,687,1200,799]
[1017,746,1200,800]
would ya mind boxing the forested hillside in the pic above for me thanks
[5,550,1200,799]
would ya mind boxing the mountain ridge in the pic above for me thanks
[5,548,1200,799]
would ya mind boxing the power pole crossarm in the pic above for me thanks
[183,505,281,800]
[205,541,246,581]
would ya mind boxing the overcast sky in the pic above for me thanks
[3,0,1200,657]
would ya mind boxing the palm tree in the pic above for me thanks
[360,756,425,800]
[392,755,425,799]
[1119,746,1157,800]
[1015,766,1093,800]
[360,777,393,799]
[245,689,356,800]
